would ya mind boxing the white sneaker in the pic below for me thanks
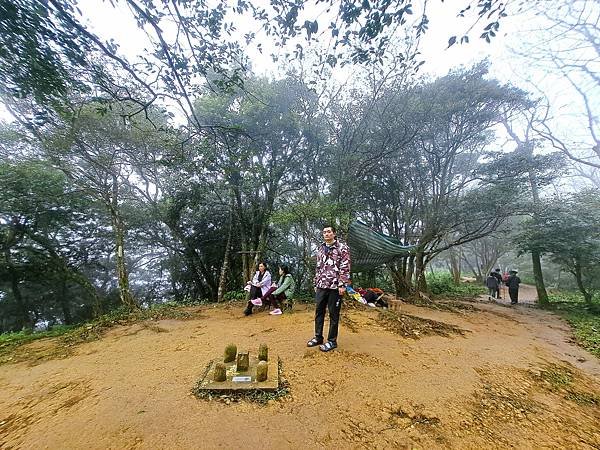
[251,298,263,306]
[269,308,282,315]
[367,303,376,307]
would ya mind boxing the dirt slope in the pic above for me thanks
[0,299,598,449]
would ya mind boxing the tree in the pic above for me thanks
[191,77,325,289]
[37,102,162,310]
[500,103,567,306]
[460,235,508,283]
[518,190,600,306]
[0,0,511,116]
[510,1,599,174]
[0,159,103,330]
[328,63,528,294]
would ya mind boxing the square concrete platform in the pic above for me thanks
[197,355,279,392]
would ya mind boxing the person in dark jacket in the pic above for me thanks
[486,272,499,300]
[506,270,521,305]
[492,268,503,299]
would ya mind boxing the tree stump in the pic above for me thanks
[236,351,249,372]
[258,343,269,362]
[214,362,227,382]
[224,344,237,363]
[256,360,268,382]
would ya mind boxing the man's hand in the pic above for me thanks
[338,286,346,296]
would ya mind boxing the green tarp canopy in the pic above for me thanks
[347,221,415,270]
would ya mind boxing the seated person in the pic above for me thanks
[243,262,271,316]
[346,282,367,304]
[248,265,295,316]
[358,288,388,308]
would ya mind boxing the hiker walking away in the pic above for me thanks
[307,225,351,352]
[486,272,499,300]
[492,268,503,299]
[506,270,521,305]
[250,265,296,316]
[243,262,272,316]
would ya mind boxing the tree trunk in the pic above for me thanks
[6,255,30,330]
[107,177,136,310]
[414,250,428,292]
[528,156,550,305]
[114,220,136,309]
[448,247,462,285]
[406,255,415,289]
[531,250,549,306]
[217,205,234,302]
[573,259,593,305]
[59,276,73,325]
[389,261,411,297]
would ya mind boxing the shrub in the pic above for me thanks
[427,272,486,297]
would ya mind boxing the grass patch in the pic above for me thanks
[0,303,203,365]
[0,325,77,360]
[377,310,467,339]
[192,359,290,405]
[427,273,486,298]
[545,292,600,358]
[565,390,599,406]
[529,362,600,408]
[538,364,574,389]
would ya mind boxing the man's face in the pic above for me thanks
[322,227,335,242]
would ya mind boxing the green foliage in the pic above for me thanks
[223,291,247,301]
[0,325,75,348]
[427,273,486,297]
[0,0,90,105]
[546,291,600,358]
[518,190,600,304]
[0,302,202,364]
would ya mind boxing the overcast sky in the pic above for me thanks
[1,0,597,172]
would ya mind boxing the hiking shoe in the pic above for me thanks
[319,341,337,352]
[269,308,282,315]
[243,307,252,316]
[251,298,263,306]
[307,337,324,347]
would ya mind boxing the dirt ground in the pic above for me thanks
[0,290,599,449]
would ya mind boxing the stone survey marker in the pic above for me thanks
[197,343,279,392]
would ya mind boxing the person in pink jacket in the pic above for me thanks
[306,225,351,352]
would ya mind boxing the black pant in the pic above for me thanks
[509,288,519,303]
[314,288,342,343]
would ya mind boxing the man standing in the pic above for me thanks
[506,270,521,305]
[307,225,351,352]
[492,268,503,299]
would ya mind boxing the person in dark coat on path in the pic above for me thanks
[486,272,499,300]
[506,270,521,305]
[492,268,503,299]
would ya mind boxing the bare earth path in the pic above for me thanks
[0,297,598,449]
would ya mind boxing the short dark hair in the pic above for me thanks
[323,224,336,233]
[279,265,290,275]
[257,261,268,270]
